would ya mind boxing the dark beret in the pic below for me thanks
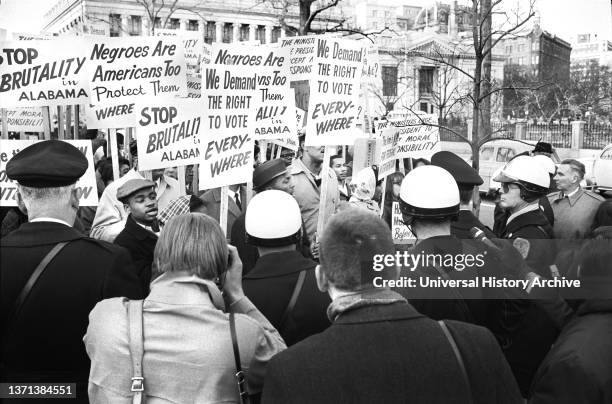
[431,151,483,187]
[253,159,287,191]
[6,140,88,188]
[117,179,156,202]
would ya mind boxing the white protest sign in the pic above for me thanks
[12,33,51,41]
[135,99,203,171]
[281,35,316,81]
[0,39,89,107]
[154,29,203,75]
[378,126,399,179]
[305,37,365,146]
[83,36,188,128]
[251,45,296,141]
[269,90,300,151]
[0,139,99,206]
[2,107,44,131]
[389,113,441,159]
[392,202,415,243]
[199,43,256,188]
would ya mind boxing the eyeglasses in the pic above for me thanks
[501,182,521,193]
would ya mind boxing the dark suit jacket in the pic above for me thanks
[529,300,612,404]
[1,221,144,402]
[262,301,522,404]
[243,251,330,346]
[199,187,245,236]
[114,214,158,293]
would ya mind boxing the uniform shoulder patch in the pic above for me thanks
[584,190,605,201]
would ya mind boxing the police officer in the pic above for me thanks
[242,190,330,346]
[430,151,496,239]
[1,140,144,402]
[493,155,555,277]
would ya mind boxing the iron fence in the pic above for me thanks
[583,124,612,149]
[524,123,572,148]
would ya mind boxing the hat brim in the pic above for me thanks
[493,171,517,183]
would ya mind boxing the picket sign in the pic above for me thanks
[316,146,333,238]
[245,181,253,206]
[74,105,80,139]
[1,109,7,139]
[109,128,120,181]
[42,107,51,139]
[178,165,187,196]
[125,128,133,166]
[275,144,282,159]
[220,186,229,236]
[260,141,268,163]
[379,176,387,219]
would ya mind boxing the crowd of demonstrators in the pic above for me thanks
[3,135,612,403]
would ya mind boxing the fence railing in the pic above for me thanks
[523,123,572,148]
[583,124,612,149]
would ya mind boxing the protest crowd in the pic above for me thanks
[1,32,612,404]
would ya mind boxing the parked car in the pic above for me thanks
[593,143,612,193]
[474,139,560,194]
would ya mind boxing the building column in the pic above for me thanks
[215,21,224,43]
[121,15,130,36]
[232,23,240,42]
[264,25,272,44]
[142,16,150,35]
[249,24,258,42]
[180,19,188,31]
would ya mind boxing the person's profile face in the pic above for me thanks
[269,172,295,195]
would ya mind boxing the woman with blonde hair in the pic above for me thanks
[84,213,286,403]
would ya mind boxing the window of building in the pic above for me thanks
[240,24,250,41]
[518,57,525,65]
[532,41,538,51]
[382,66,398,97]
[129,15,141,36]
[154,17,162,29]
[205,21,215,43]
[372,10,378,17]
[518,44,525,52]
[419,67,434,96]
[223,23,232,43]
[109,14,121,37]
[256,25,266,44]
[169,18,180,29]
[532,54,539,65]
[506,45,512,54]
[187,19,198,31]
[272,27,281,43]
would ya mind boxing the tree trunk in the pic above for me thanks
[299,1,312,35]
[480,0,492,145]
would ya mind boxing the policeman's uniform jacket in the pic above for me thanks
[262,300,522,404]
[529,299,612,404]
[547,187,604,240]
[242,250,331,346]
[0,221,144,402]
[199,187,245,237]
[451,209,496,239]
[113,214,158,293]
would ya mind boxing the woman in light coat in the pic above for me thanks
[84,213,286,403]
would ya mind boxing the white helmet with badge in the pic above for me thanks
[399,165,460,220]
[246,190,302,246]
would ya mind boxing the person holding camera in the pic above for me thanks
[84,213,286,403]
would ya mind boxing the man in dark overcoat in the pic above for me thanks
[0,140,144,403]
[262,208,522,404]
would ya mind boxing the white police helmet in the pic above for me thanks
[246,190,302,246]
[399,165,460,219]
[532,154,556,175]
[493,155,550,195]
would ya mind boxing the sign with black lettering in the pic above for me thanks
[0,39,89,107]
[305,37,365,146]
[1,107,44,131]
[0,139,98,206]
[135,99,202,170]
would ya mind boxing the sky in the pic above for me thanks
[0,0,611,43]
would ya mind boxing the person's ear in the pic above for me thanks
[315,265,329,293]
[70,187,80,211]
[123,202,131,214]
[16,190,28,215]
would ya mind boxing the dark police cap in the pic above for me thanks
[253,159,287,191]
[431,151,483,187]
[117,179,156,202]
[6,140,88,188]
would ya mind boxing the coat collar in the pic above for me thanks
[551,187,585,207]
[453,210,480,230]
[243,250,317,279]
[1,221,84,247]
[147,272,220,307]
[503,208,550,236]
[124,215,158,241]
[334,299,426,325]
[210,187,243,217]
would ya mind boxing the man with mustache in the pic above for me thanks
[114,179,160,293]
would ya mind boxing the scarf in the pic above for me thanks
[327,288,406,322]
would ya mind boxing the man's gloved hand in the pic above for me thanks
[489,238,530,281]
